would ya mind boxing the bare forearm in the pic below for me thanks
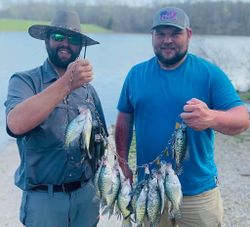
[181,98,249,135]
[211,106,249,135]
[7,76,70,135]
[115,112,134,165]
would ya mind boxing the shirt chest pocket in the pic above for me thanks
[26,103,76,149]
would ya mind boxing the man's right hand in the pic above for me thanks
[66,59,93,91]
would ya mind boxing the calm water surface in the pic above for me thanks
[1,32,250,148]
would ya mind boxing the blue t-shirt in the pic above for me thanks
[117,54,243,195]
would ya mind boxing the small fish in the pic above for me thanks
[104,162,121,217]
[172,122,187,175]
[81,107,92,159]
[117,178,133,219]
[65,107,87,147]
[98,157,113,207]
[130,181,144,214]
[157,172,165,215]
[135,183,148,225]
[94,157,105,198]
[164,163,183,219]
[146,177,161,226]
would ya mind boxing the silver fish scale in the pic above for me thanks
[172,124,187,174]
[81,108,92,158]
[117,179,132,219]
[98,161,113,202]
[157,174,165,215]
[106,164,121,207]
[131,181,144,213]
[65,112,86,147]
[94,160,103,198]
[164,165,182,219]
[146,178,161,225]
[135,184,148,225]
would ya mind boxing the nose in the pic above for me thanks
[162,35,173,44]
[60,37,70,46]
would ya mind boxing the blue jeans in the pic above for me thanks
[20,180,100,227]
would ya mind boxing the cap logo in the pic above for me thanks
[160,10,177,21]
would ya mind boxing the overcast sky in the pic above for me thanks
[1,0,250,9]
[3,0,250,6]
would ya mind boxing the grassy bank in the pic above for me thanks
[239,90,250,102]
[0,18,110,33]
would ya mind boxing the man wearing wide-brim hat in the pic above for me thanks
[5,10,108,227]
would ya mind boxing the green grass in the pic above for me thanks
[0,18,110,33]
[239,90,250,101]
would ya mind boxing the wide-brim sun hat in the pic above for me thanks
[28,10,99,46]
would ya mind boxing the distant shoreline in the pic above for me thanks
[0,18,111,33]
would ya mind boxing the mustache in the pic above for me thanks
[161,44,175,49]
[56,46,73,54]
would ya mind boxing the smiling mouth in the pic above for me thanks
[162,47,175,54]
[58,49,71,58]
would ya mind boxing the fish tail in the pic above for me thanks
[175,165,183,175]
[170,208,182,220]
[122,217,132,227]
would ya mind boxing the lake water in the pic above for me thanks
[1,32,250,148]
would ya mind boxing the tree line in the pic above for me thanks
[1,1,250,36]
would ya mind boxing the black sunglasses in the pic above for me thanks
[50,32,82,46]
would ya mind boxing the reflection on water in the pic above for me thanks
[1,32,250,147]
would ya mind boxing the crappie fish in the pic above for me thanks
[157,172,165,215]
[117,178,133,219]
[81,107,92,159]
[130,181,144,213]
[94,156,105,198]
[103,162,121,218]
[98,157,113,207]
[135,183,148,225]
[164,163,182,219]
[65,107,87,147]
[147,177,162,226]
[172,122,187,175]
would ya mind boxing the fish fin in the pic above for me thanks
[184,144,190,161]
[170,208,182,220]
[87,148,92,159]
[163,147,169,157]
[101,206,110,216]
[108,203,115,219]
[175,122,181,129]
[175,165,183,175]
[122,217,132,227]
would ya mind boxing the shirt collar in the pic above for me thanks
[42,58,60,83]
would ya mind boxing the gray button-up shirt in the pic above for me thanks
[5,59,107,191]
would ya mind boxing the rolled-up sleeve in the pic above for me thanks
[4,73,36,137]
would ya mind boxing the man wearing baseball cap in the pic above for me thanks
[5,10,108,227]
[115,6,249,227]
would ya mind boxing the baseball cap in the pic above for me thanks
[151,7,190,30]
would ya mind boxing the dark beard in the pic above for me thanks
[156,50,187,68]
[46,43,80,69]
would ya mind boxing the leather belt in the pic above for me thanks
[32,180,88,193]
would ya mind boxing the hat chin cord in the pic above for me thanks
[83,44,87,59]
